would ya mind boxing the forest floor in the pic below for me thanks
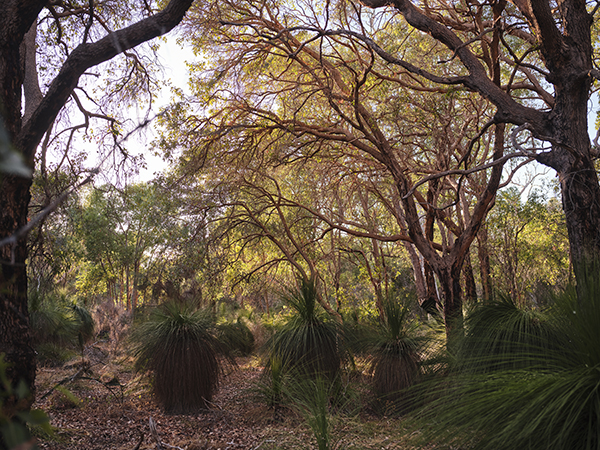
[33,345,414,450]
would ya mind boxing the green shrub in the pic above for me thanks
[265,278,345,381]
[28,291,95,365]
[216,318,255,356]
[455,294,558,373]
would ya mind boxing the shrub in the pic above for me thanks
[455,294,558,373]
[28,291,95,366]
[216,318,255,356]
[410,274,600,450]
[359,295,430,414]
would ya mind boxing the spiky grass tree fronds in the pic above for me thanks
[28,291,77,347]
[409,278,600,450]
[70,303,95,350]
[131,302,231,413]
[284,376,338,450]
[456,294,559,373]
[266,278,345,382]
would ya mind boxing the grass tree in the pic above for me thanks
[455,294,559,374]
[131,301,232,413]
[411,274,600,450]
[265,278,345,381]
[28,291,95,366]
[359,295,431,414]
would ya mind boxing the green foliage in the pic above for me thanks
[487,188,570,302]
[0,354,51,450]
[130,301,231,413]
[355,294,430,414]
[456,294,558,373]
[70,303,95,350]
[284,376,340,450]
[216,318,255,356]
[28,291,95,365]
[410,273,600,450]
[265,279,344,381]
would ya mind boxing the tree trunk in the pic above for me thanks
[437,263,464,350]
[534,27,600,292]
[463,252,477,302]
[477,226,492,300]
[0,175,36,414]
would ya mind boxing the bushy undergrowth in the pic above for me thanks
[28,290,95,366]
[410,274,600,450]
[217,317,255,356]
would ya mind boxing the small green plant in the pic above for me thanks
[130,301,233,413]
[284,375,355,450]
[455,293,558,373]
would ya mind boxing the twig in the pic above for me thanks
[40,366,87,400]
[132,430,144,450]
[148,417,185,450]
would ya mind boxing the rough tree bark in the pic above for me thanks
[0,0,194,413]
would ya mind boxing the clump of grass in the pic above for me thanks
[130,301,233,413]
[217,317,255,356]
[28,290,95,366]
[455,293,558,373]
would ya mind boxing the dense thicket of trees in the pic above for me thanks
[1,0,596,422]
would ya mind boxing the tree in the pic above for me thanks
[354,0,600,286]
[0,0,194,413]
[486,188,570,303]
